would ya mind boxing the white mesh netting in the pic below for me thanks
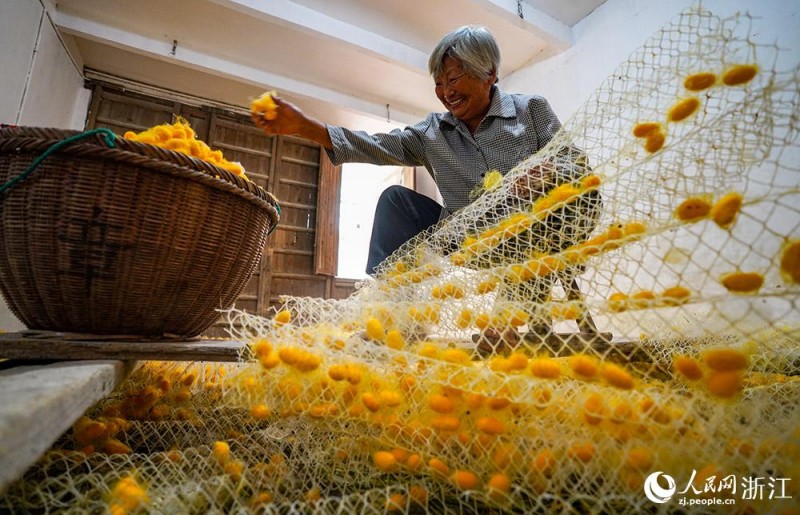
[3,5,800,514]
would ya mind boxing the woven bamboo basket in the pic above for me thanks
[0,126,280,338]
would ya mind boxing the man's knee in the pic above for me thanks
[377,185,411,209]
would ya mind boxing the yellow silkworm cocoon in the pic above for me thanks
[601,363,635,390]
[549,183,582,203]
[274,309,292,325]
[683,72,717,91]
[710,192,743,228]
[625,447,655,471]
[373,451,398,472]
[476,278,498,294]
[507,309,530,327]
[675,196,712,222]
[379,390,402,407]
[212,441,230,463]
[581,174,602,189]
[644,130,666,153]
[702,348,749,372]
[507,352,529,371]
[385,493,405,512]
[104,438,132,455]
[533,449,557,476]
[109,475,149,514]
[428,458,450,477]
[705,371,744,398]
[532,196,556,215]
[624,221,647,236]
[456,309,473,329]
[251,339,272,357]
[551,302,581,320]
[674,355,703,380]
[487,395,511,411]
[583,393,606,425]
[487,473,511,499]
[476,416,505,435]
[417,343,440,359]
[423,304,440,323]
[568,442,596,463]
[385,329,404,350]
[631,290,656,308]
[250,91,279,120]
[251,492,273,507]
[406,454,423,472]
[390,448,408,463]
[408,485,427,505]
[722,64,758,86]
[449,252,467,266]
[781,240,800,284]
[431,283,464,299]
[365,317,385,341]
[720,271,764,293]
[662,286,691,306]
[442,348,471,364]
[452,470,481,491]
[73,417,109,445]
[431,415,460,432]
[482,169,503,191]
[250,404,271,420]
[361,392,381,412]
[530,357,561,379]
[327,364,348,382]
[429,394,455,414]
[474,313,491,330]
[570,355,599,379]
[607,292,629,312]
[632,122,662,138]
[668,97,701,122]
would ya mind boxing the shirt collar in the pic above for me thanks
[439,86,515,129]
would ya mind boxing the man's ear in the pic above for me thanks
[489,67,498,84]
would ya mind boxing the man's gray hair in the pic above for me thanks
[428,25,500,82]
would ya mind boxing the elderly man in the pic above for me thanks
[253,25,564,276]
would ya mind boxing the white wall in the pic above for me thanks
[0,0,90,331]
[503,0,800,119]
[1,0,90,128]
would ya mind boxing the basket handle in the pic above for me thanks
[0,128,117,195]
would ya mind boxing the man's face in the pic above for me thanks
[434,55,496,131]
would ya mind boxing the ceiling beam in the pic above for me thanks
[52,11,421,125]
[208,0,430,75]
[467,0,572,50]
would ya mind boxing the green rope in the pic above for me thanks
[0,128,117,195]
[268,192,282,235]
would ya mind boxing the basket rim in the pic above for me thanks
[0,126,280,227]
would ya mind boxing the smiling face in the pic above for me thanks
[434,55,496,134]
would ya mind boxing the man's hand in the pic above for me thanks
[251,95,304,135]
[251,95,333,149]
[511,161,556,200]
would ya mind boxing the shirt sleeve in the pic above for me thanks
[527,96,562,150]
[324,118,433,168]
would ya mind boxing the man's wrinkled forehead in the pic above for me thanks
[435,57,465,80]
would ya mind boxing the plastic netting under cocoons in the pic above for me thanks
[3,4,800,514]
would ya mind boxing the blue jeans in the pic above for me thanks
[366,185,443,274]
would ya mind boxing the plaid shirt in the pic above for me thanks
[325,87,561,214]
